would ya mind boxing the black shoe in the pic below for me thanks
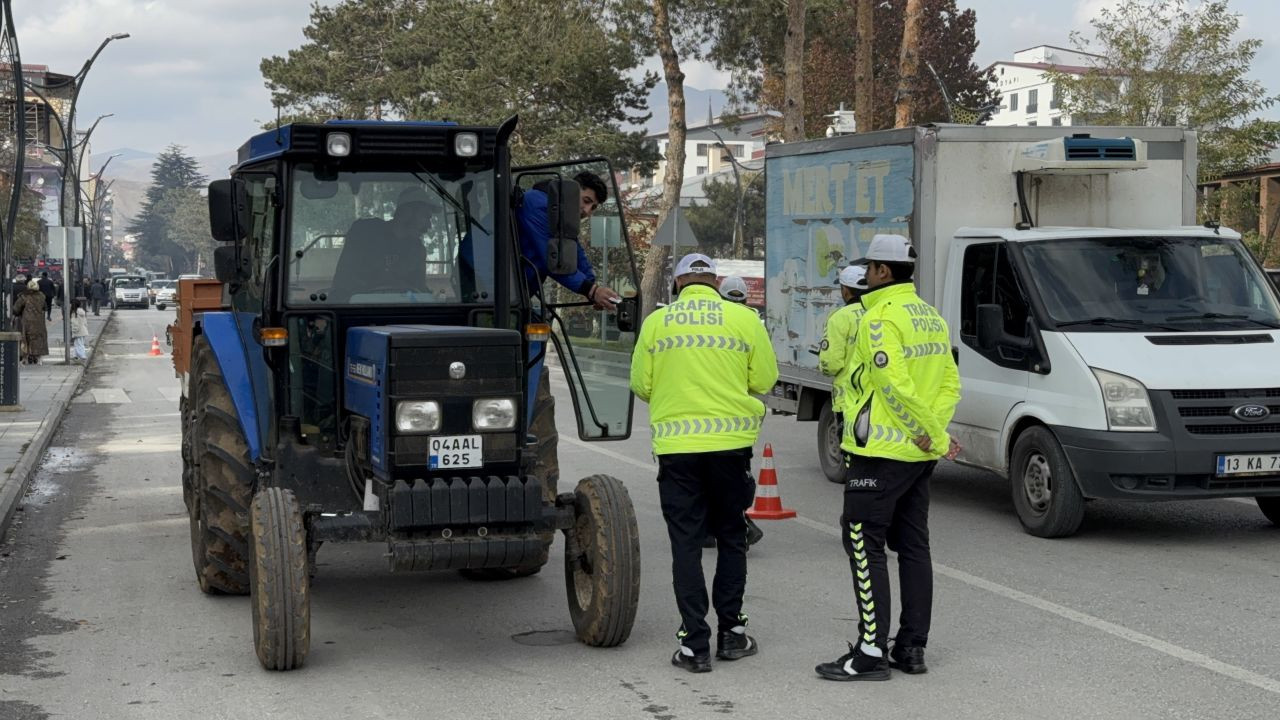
[672,648,711,673]
[716,628,758,660]
[745,517,764,546]
[889,643,928,674]
[815,642,890,682]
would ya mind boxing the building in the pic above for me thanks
[640,111,771,189]
[1,64,76,230]
[1198,149,1280,267]
[985,45,1104,128]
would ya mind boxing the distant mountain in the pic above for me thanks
[643,84,733,135]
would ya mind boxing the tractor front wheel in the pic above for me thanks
[565,474,640,647]
[250,487,310,671]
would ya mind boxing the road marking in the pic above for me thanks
[66,517,186,536]
[90,388,132,403]
[157,386,181,402]
[109,411,181,420]
[568,436,1280,697]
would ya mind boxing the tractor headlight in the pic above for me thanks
[472,398,516,430]
[454,132,478,157]
[326,132,352,157]
[395,400,440,434]
[1091,368,1156,432]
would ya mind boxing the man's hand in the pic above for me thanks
[913,434,932,453]
[589,283,621,311]
[945,437,962,461]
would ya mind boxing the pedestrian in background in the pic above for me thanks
[816,234,961,682]
[37,271,55,321]
[90,278,107,316]
[631,253,778,674]
[11,274,27,306]
[70,299,90,363]
[14,279,49,364]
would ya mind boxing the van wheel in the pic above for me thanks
[817,400,845,484]
[1257,497,1280,526]
[1010,426,1085,538]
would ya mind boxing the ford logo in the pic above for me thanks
[1231,404,1271,422]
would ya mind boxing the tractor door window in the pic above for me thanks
[286,314,338,440]
[514,159,640,440]
[287,166,504,306]
[235,173,277,315]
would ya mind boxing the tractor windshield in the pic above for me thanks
[287,165,500,306]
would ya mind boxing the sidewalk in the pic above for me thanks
[0,309,113,539]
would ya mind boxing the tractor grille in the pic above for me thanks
[390,346,521,398]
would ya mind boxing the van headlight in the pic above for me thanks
[1091,368,1156,432]
[395,400,440,434]
[472,398,516,430]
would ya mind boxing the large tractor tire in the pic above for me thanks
[187,335,255,595]
[565,474,640,647]
[1010,426,1086,538]
[250,487,310,671]
[461,370,558,581]
[817,400,845,484]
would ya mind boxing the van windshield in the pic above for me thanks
[114,277,146,289]
[287,165,500,306]
[1021,236,1280,332]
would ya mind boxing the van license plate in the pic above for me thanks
[429,435,482,469]
[1216,453,1280,477]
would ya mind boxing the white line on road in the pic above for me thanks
[90,388,131,404]
[569,435,1280,697]
[66,517,186,536]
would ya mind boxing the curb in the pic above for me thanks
[0,310,115,540]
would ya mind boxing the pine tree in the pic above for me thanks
[129,145,209,274]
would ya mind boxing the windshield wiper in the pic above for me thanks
[1165,312,1280,329]
[1056,317,1149,329]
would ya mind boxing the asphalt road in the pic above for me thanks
[1,308,1278,720]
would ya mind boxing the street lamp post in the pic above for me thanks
[707,127,746,260]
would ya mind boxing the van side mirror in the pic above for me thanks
[207,179,247,243]
[544,178,581,275]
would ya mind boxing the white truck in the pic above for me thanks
[763,125,1280,537]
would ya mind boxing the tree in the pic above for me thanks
[854,0,874,132]
[1048,0,1280,178]
[685,175,765,259]
[894,0,925,127]
[782,0,807,141]
[262,0,659,172]
[0,185,47,261]
[129,145,207,274]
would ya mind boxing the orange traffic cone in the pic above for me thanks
[747,444,796,520]
[149,335,163,356]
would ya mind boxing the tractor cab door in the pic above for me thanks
[514,159,639,440]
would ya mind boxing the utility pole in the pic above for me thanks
[0,0,24,405]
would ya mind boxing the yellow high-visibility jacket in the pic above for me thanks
[630,284,779,455]
[842,282,961,462]
[818,302,865,414]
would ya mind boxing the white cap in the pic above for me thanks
[674,253,717,278]
[837,265,868,290]
[719,275,749,302]
[855,234,917,265]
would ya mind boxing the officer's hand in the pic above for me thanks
[945,437,962,461]
[913,434,932,452]
[589,284,621,311]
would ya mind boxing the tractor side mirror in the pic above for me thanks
[208,179,249,244]
[545,178,581,276]
[615,296,639,333]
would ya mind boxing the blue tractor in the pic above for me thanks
[176,118,644,670]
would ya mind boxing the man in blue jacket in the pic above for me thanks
[518,172,620,308]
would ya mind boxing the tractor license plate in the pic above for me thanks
[429,435,483,469]
[1216,453,1280,477]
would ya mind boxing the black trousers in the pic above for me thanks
[841,454,936,651]
[657,447,755,654]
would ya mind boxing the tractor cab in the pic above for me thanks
[175,117,643,670]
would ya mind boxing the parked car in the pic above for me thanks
[112,275,150,309]
[153,280,177,309]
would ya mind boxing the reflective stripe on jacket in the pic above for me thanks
[842,282,961,462]
[818,303,864,413]
[630,284,778,455]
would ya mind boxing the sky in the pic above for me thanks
[15,0,1280,162]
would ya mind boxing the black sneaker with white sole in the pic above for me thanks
[716,628,759,660]
[815,642,891,682]
[672,648,712,673]
[889,643,927,674]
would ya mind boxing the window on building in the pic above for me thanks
[696,165,706,175]
[1027,121,1038,127]
[1008,92,1019,111]
[731,144,745,158]
[696,143,709,157]
[1050,84,1061,110]
[1051,116,1062,126]
[1027,88,1039,113]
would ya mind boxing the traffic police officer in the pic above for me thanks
[818,265,869,429]
[815,234,961,682]
[631,253,778,673]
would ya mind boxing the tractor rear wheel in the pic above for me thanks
[250,487,310,671]
[187,335,255,595]
[565,474,640,647]
[461,370,557,581]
